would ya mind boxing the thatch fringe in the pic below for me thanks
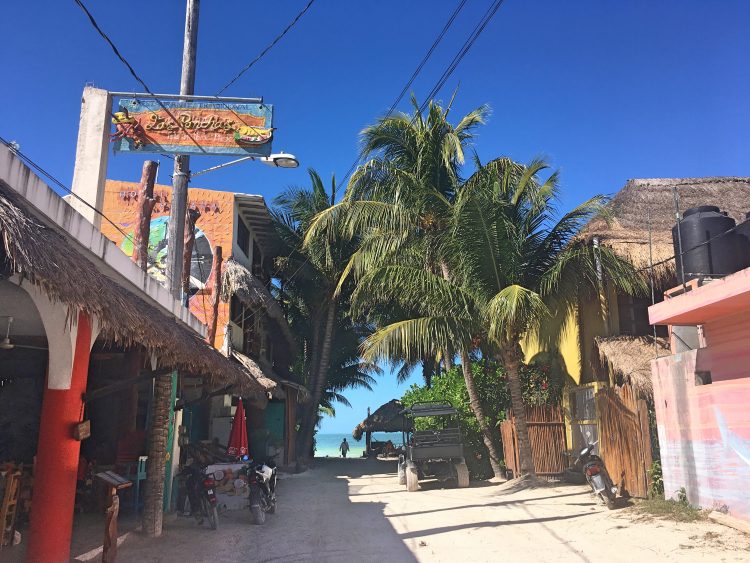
[0,184,264,396]
[352,399,409,440]
[221,258,295,349]
[594,335,670,396]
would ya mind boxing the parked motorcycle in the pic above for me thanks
[573,442,618,509]
[242,460,277,525]
[181,463,220,530]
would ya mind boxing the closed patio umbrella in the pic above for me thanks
[227,398,248,458]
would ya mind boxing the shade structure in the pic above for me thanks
[227,399,248,458]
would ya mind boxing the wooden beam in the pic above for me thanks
[132,161,158,270]
[206,245,223,345]
[82,368,172,403]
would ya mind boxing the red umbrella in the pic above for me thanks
[227,398,248,458]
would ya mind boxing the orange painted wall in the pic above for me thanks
[101,180,235,349]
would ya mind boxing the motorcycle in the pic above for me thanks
[242,460,277,525]
[573,442,618,509]
[181,463,220,530]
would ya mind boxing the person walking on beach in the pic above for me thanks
[339,438,350,458]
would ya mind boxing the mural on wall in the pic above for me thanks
[111,99,274,157]
[120,216,213,291]
[652,352,750,521]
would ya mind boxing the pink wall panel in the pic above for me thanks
[651,340,750,521]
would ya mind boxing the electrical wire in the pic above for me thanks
[216,0,316,96]
[418,0,505,113]
[0,136,135,245]
[337,0,503,191]
[73,0,207,152]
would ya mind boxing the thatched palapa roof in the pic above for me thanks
[0,183,266,397]
[582,177,750,281]
[594,335,670,396]
[352,399,410,440]
[221,258,296,350]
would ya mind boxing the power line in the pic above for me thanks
[335,0,470,192]
[0,136,135,245]
[73,0,206,152]
[217,0,316,96]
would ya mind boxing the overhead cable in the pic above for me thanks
[216,0,316,96]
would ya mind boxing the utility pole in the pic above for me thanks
[166,0,200,299]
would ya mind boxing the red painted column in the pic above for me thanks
[27,312,92,563]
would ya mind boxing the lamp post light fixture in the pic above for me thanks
[190,152,299,178]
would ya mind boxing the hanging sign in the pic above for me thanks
[111,98,274,157]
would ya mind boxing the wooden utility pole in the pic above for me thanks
[132,161,158,270]
[181,207,201,301]
[206,245,223,346]
[166,0,200,298]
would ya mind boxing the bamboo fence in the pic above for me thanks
[499,405,567,478]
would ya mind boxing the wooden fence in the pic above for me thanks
[499,405,567,478]
[595,385,652,498]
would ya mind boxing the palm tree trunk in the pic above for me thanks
[142,373,173,536]
[459,350,503,479]
[299,300,337,461]
[500,343,536,477]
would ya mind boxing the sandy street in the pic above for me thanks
[107,458,750,563]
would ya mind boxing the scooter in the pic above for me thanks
[181,463,220,530]
[243,460,277,525]
[573,442,618,509]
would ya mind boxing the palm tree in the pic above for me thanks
[305,97,507,477]
[358,157,645,477]
[272,169,357,461]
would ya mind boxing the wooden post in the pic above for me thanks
[206,245,222,346]
[103,487,119,563]
[142,372,175,537]
[166,0,200,298]
[132,161,158,270]
[181,207,201,300]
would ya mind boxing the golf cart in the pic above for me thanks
[397,401,469,491]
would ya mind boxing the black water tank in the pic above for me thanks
[672,206,750,281]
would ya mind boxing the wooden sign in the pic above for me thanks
[73,420,91,441]
[111,98,274,157]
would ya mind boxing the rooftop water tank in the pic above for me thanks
[672,206,750,282]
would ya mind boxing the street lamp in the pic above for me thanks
[191,151,299,178]
[264,152,299,168]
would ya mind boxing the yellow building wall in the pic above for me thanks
[522,303,582,386]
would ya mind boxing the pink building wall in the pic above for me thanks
[651,309,750,521]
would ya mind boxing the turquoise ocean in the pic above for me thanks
[315,432,403,457]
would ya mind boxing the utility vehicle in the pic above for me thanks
[397,402,469,492]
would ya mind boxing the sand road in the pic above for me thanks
[111,457,750,562]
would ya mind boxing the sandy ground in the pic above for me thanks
[100,458,749,562]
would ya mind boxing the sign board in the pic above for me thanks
[73,420,91,441]
[111,98,273,157]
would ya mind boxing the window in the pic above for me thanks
[230,296,258,357]
[237,218,250,257]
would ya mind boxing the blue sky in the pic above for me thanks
[3,1,749,434]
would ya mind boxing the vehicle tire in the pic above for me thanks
[268,500,276,514]
[397,462,406,485]
[201,497,219,530]
[405,461,419,492]
[250,504,266,525]
[454,460,469,488]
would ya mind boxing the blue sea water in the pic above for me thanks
[315,432,403,458]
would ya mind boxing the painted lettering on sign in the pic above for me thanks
[112,99,274,157]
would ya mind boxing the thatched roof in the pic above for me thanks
[594,335,670,396]
[582,177,750,281]
[0,183,265,397]
[352,399,410,440]
[221,258,296,350]
[230,350,280,397]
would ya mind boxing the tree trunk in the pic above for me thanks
[421,355,435,388]
[298,300,337,461]
[132,161,158,270]
[459,350,503,479]
[142,373,174,537]
[500,342,536,477]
